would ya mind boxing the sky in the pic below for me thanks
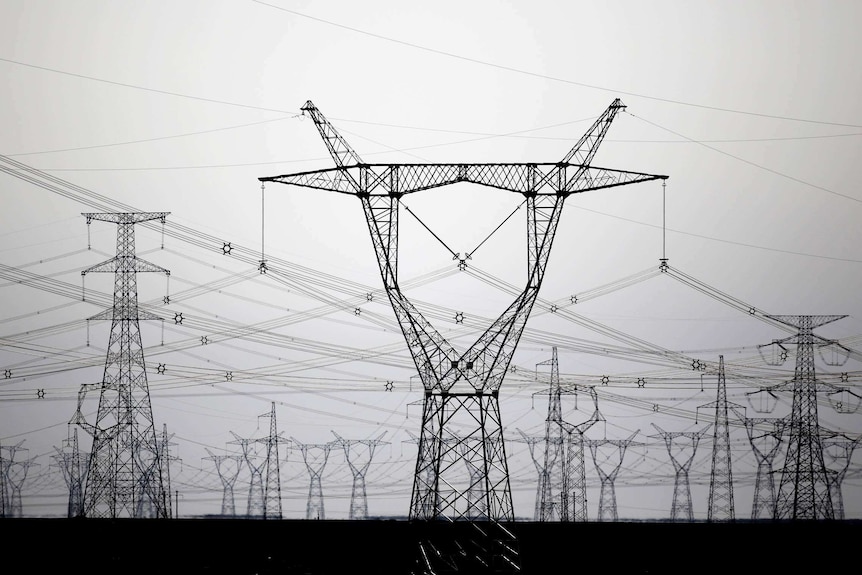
[0,0,861,521]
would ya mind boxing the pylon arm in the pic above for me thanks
[82,212,169,225]
[261,163,666,196]
[82,256,169,276]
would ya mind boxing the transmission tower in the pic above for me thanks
[262,99,665,574]
[696,356,742,522]
[765,315,848,520]
[524,347,603,522]
[293,440,333,520]
[204,448,243,516]
[514,432,547,521]
[259,403,284,519]
[52,428,88,518]
[0,441,20,517]
[231,432,267,518]
[586,431,640,522]
[0,442,28,517]
[741,416,786,520]
[70,212,171,519]
[821,433,861,520]
[651,423,709,522]
[333,431,388,520]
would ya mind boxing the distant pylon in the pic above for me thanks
[0,442,29,517]
[52,428,88,518]
[697,356,741,522]
[333,431,388,520]
[231,432,267,518]
[293,440,333,520]
[766,314,847,520]
[0,441,24,517]
[71,212,171,518]
[260,403,283,519]
[651,423,709,522]
[740,416,786,520]
[527,347,603,522]
[821,433,861,520]
[204,448,243,516]
[586,431,640,522]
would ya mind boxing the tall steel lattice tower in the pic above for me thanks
[333,432,388,520]
[71,212,171,519]
[0,442,28,517]
[261,99,665,574]
[231,432,267,518]
[204,448,243,516]
[293,440,333,520]
[652,424,709,522]
[586,431,639,522]
[52,428,88,518]
[821,433,861,520]
[697,356,739,522]
[742,416,786,520]
[768,314,845,520]
[260,403,283,519]
[525,347,602,522]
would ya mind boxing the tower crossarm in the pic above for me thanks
[261,163,665,196]
[82,212,169,225]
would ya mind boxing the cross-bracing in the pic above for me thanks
[261,98,667,572]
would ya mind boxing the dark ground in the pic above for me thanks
[4,516,859,574]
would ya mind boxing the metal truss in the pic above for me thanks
[587,431,640,522]
[768,315,846,520]
[651,424,710,522]
[262,99,666,572]
[70,212,171,519]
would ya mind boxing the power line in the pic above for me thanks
[250,1,862,129]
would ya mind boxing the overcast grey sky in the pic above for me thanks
[1,0,860,520]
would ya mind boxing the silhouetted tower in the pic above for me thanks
[741,416,786,520]
[652,424,709,522]
[142,423,178,518]
[0,442,28,517]
[262,99,665,574]
[52,428,88,517]
[0,441,23,517]
[231,432,267,518]
[333,431,388,520]
[536,347,566,521]
[71,212,171,519]
[587,431,640,522]
[821,433,861,520]
[293,440,333,520]
[561,386,604,522]
[204,448,243,516]
[697,356,741,522]
[516,431,550,521]
[766,314,846,520]
[259,403,283,519]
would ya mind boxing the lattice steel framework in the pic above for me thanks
[821,433,861,520]
[71,212,170,519]
[698,356,739,522]
[231,432,266,518]
[769,315,846,520]
[741,416,786,520]
[0,442,27,517]
[293,440,333,520]
[260,403,283,519]
[587,431,639,522]
[333,432,388,520]
[262,99,666,573]
[652,424,709,522]
[53,428,88,518]
[204,448,243,516]
[0,441,22,517]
